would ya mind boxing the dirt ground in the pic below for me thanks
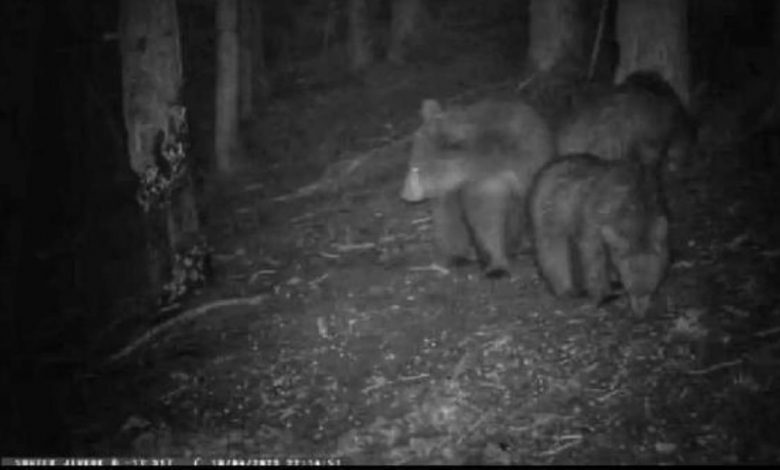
[54,30,780,464]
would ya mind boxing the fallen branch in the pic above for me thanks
[272,136,411,203]
[539,436,583,457]
[457,413,490,445]
[595,387,623,403]
[761,249,780,259]
[687,358,742,376]
[309,272,330,287]
[754,326,780,338]
[515,72,537,92]
[105,294,266,365]
[333,242,376,252]
[272,181,323,203]
[397,373,430,383]
[243,182,264,192]
[248,269,276,284]
[409,263,450,275]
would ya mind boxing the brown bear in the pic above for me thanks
[528,152,669,316]
[401,98,555,278]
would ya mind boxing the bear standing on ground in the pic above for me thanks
[528,152,670,316]
[400,98,555,278]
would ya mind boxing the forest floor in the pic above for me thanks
[61,32,780,464]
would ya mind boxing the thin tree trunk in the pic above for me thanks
[252,0,269,104]
[215,0,240,173]
[615,0,691,107]
[239,0,253,120]
[388,0,423,65]
[321,0,337,60]
[348,0,372,72]
[239,0,266,119]
[528,0,586,74]
[775,1,780,78]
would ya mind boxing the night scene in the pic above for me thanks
[1,0,779,464]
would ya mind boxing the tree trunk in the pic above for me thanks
[252,0,270,105]
[215,0,240,173]
[615,0,691,107]
[239,0,267,120]
[239,0,253,121]
[120,0,182,175]
[528,0,586,74]
[119,0,200,304]
[388,0,423,65]
[320,0,337,61]
[348,0,372,72]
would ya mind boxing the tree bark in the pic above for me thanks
[215,0,240,173]
[120,0,200,304]
[615,0,691,107]
[239,0,254,120]
[388,0,424,65]
[119,0,182,175]
[528,0,586,74]
[348,0,372,72]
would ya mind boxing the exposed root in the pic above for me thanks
[105,294,266,365]
[687,358,742,376]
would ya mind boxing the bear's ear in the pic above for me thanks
[420,99,443,122]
